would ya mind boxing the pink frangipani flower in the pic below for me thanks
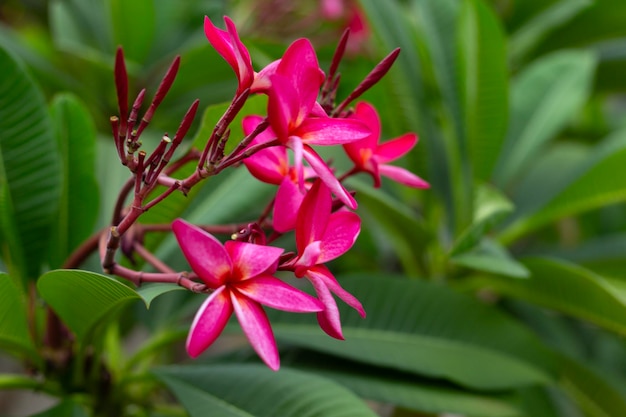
[172,218,323,370]
[266,38,370,209]
[345,101,429,189]
[291,180,365,339]
[204,16,255,95]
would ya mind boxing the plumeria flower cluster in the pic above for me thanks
[103,15,428,371]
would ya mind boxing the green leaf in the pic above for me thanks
[452,183,514,255]
[110,0,156,63]
[509,0,593,65]
[31,399,90,417]
[0,273,37,362]
[559,354,626,417]
[452,238,530,278]
[347,178,431,276]
[0,46,61,281]
[48,93,99,269]
[288,353,523,417]
[272,275,556,390]
[154,364,377,417]
[458,0,508,181]
[493,50,596,187]
[136,283,185,308]
[502,129,626,242]
[37,270,141,342]
[475,257,626,336]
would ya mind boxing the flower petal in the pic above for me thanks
[376,133,417,163]
[318,211,361,263]
[235,275,323,312]
[186,286,233,358]
[267,73,298,142]
[295,179,331,253]
[273,177,305,233]
[305,270,344,339]
[230,291,280,370]
[303,146,357,209]
[251,59,281,93]
[172,219,231,287]
[378,164,430,189]
[296,117,370,146]
[351,101,381,148]
[225,240,284,280]
[309,264,365,318]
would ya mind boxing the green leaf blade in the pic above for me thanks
[273,275,556,390]
[155,364,378,417]
[0,46,62,281]
[48,93,99,269]
[37,270,141,342]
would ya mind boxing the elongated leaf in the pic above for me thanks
[559,354,626,417]
[0,273,37,361]
[48,93,99,269]
[509,0,593,65]
[136,283,185,308]
[493,50,596,187]
[288,352,523,417]
[475,257,626,336]
[452,238,530,278]
[347,178,431,276]
[458,0,508,181]
[31,399,90,417]
[37,270,141,342]
[111,0,155,63]
[0,46,61,281]
[502,129,626,242]
[272,275,556,390]
[155,364,377,417]
[452,183,513,255]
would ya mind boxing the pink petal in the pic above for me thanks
[351,102,381,148]
[296,117,370,146]
[376,133,417,163]
[276,38,325,118]
[273,177,305,233]
[308,264,365,318]
[267,73,298,142]
[318,211,361,263]
[297,241,323,270]
[243,144,288,185]
[305,271,344,339]
[230,292,280,370]
[251,59,281,93]
[186,286,233,357]
[172,219,231,288]
[204,16,253,93]
[235,275,323,312]
[303,146,357,209]
[295,179,331,253]
[378,164,430,189]
[225,240,283,281]
[287,136,305,191]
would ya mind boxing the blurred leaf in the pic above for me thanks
[494,50,596,187]
[0,273,38,362]
[509,0,593,65]
[0,46,61,281]
[288,353,523,417]
[452,183,513,255]
[458,0,508,181]
[49,0,112,57]
[48,93,99,269]
[154,364,377,417]
[136,283,185,308]
[272,275,556,390]
[452,238,530,278]
[110,0,156,63]
[31,399,90,417]
[37,270,141,343]
[475,257,626,336]
[559,354,626,417]
[502,129,626,242]
[348,178,431,276]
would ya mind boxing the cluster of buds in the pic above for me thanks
[102,16,428,370]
